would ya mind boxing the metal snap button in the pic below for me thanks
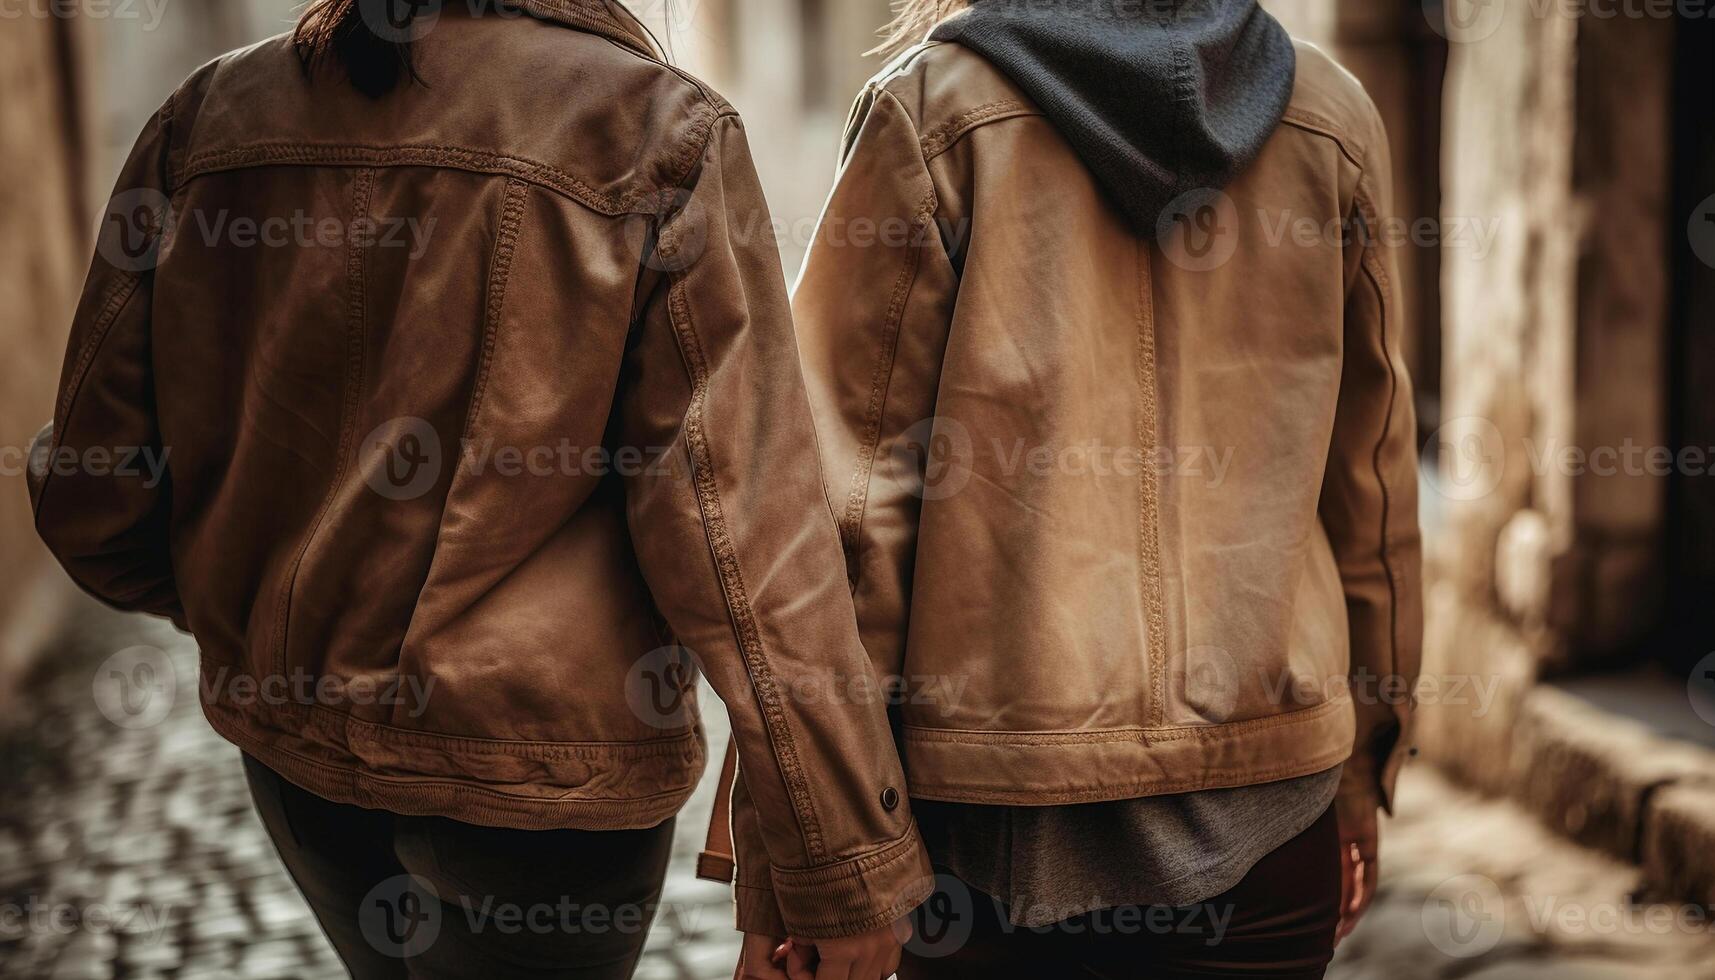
[880,787,900,811]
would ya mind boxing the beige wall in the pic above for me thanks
[0,14,89,709]
[0,1,297,714]
[646,0,894,276]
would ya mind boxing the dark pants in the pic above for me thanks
[242,754,675,980]
[899,806,1342,980]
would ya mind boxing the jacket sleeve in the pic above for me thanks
[618,109,931,939]
[31,99,183,627]
[790,85,961,676]
[1320,108,1423,815]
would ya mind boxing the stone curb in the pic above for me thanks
[1641,782,1715,908]
[1508,685,1715,904]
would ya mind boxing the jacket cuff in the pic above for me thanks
[767,821,934,939]
[1338,720,1413,816]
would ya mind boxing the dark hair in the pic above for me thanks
[294,0,427,97]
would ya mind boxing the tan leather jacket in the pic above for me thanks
[787,36,1422,838]
[29,0,931,939]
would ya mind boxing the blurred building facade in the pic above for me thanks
[1276,0,1715,904]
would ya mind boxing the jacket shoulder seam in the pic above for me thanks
[1280,106,1368,172]
[918,99,1042,161]
[172,100,721,218]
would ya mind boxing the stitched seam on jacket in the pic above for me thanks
[839,194,933,565]
[37,273,144,526]
[919,99,1038,160]
[210,714,701,802]
[513,0,651,54]
[905,759,1349,806]
[272,166,374,678]
[161,92,182,193]
[208,684,700,758]
[664,279,827,863]
[464,179,530,434]
[177,120,721,219]
[56,274,141,424]
[770,821,924,886]
[1281,107,1367,171]
[902,695,1349,745]
[1136,244,1167,727]
[1354,186,1405,710]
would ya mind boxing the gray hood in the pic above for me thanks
[931,0,1297,232]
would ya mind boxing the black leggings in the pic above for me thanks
[898,805,1342,979]
[242,754,674,980]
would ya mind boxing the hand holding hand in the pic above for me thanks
[781,919,911,980]
[735,932,789,980]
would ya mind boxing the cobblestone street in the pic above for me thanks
[3,607,1714,979]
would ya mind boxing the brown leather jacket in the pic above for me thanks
[778,35,1423,871]
[29,0,931,940]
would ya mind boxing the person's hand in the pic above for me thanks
[781,919,911,980]
[735,932,790,980]
[1334,789,1381,945]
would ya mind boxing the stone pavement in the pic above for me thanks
[3,606,1714,979]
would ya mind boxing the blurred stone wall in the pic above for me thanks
[0,0,300,719]
[0,13,88,714]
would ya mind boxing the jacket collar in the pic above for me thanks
[496,0,661,58]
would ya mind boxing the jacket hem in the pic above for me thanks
[901,697,1357,805]
[204,699,703,832]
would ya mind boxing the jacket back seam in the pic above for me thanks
[271,166,375,679]
[1136,242,1167,728]
[463,178,531,434]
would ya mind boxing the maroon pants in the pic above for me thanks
[898,805,1342,979]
